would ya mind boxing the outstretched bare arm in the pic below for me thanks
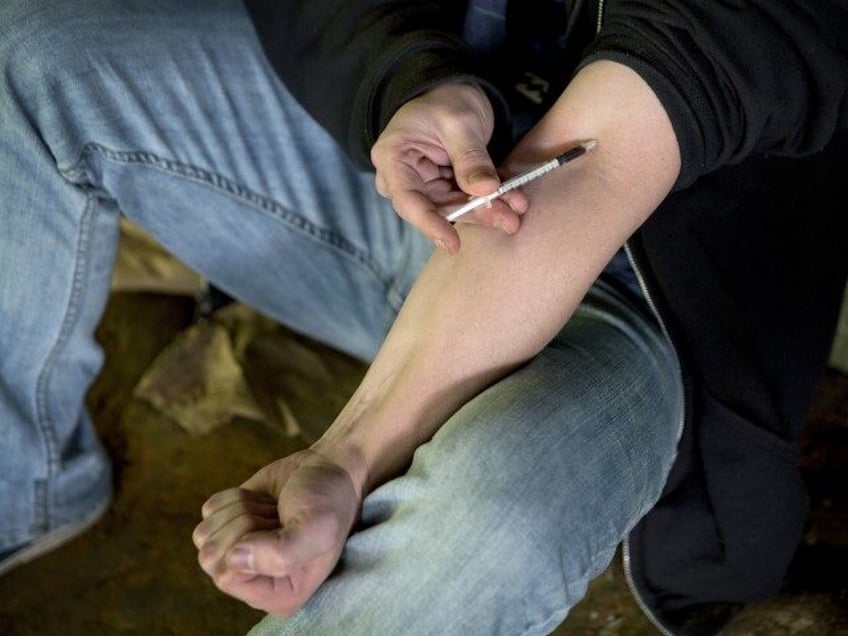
[194,59,680,616]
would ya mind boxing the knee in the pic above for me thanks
[0,1,154,172]
[0,7,101,127]
[1,4,76,76]
[287,482,578,635]
[393,449,579,580]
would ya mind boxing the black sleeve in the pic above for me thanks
[242,0,509,169]
[581,0,848,188]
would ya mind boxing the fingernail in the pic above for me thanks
[494,216,511,233]
[469,170,496,185]
[228,546,254,573]
[434,238,457,255]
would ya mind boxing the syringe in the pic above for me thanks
[445,139,597,223]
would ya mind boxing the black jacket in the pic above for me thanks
[243,0,848,632]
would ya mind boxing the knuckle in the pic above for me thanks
[197,542,220,573]
[370,135,396,167]
[439,108,487,141]
[456,146,489,162]
[211,569,230,591]
[370,136,388,155]
[211,562,245,593]
[394,205,413,222]
[191,524,206,548]
[374,176,386,197]
[201,490,227,516]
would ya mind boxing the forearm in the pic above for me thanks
[317,61,680,494]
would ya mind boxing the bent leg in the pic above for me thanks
[250,282,684,635]
[0,0,428,554]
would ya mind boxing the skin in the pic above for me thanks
[193,59,681,617]
[370,81,529,253]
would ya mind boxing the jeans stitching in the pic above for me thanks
[30,480,48,535]
[70,142,392,288]
[34,193,97,481]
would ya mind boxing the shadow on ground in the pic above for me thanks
[0,292,845,635]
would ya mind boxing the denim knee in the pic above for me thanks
[0,3,108,169]
[0,3,88,93]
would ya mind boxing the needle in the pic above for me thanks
[444,140,597,223]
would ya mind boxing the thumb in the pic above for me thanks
[227,511,341,576]
[443,133,500,197]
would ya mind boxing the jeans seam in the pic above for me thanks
[34,193,98,481]
[66,142,392,288]
[515,543,617,636]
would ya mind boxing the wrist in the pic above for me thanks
[312,354,474,496]
[309,435,370,502]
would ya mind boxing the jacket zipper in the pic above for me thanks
[622,242,684,636]
[621,538,675,636]
[595,0,606,34]
[594,5,677,634]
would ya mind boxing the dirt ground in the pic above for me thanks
[0,290,846,635]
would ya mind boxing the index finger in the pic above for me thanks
[379,162,461,253]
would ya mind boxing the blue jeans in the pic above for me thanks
[0,1,683,633]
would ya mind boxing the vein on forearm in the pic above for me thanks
[322,60,680,493]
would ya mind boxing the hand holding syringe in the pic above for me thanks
[445,140,597,223]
